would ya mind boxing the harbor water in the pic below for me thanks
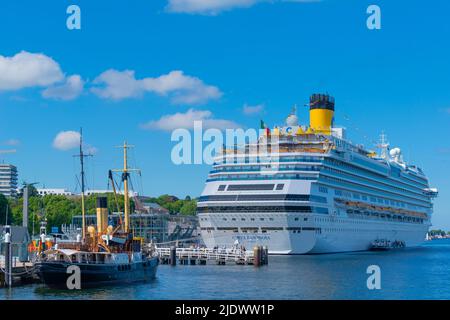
[2,239,450,300]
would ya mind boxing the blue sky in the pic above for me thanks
[1,0,450,228]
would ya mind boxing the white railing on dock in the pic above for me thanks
[155,247,255,265]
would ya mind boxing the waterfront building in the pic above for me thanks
[37,188,74,196]
[0,164,18,197]
[72,212,168,243]
[84,189,138,197]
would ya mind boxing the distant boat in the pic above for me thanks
[36,133,158,289]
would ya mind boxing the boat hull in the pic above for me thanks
[200,212,429,254]
[35,256,159,289]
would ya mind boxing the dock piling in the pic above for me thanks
[170,246,177,266]
[4,229,12,287]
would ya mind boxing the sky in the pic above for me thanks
[1,0,450,228]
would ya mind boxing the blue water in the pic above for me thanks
[2,239,450,300]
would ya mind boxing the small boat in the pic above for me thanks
[35,132,158,289]
[370,239,405,251]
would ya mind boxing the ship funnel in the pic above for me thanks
[309,93,335,135]
[96,196,108,234]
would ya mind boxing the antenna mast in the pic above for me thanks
[74,128,92,241]
[378,131,390,159]
[113,142,139,233]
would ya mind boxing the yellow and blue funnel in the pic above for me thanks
[309,93,335,135]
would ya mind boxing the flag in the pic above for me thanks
[260,120,266,129]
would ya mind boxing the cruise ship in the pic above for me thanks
[198,94,438,254]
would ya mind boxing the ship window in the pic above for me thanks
[227,184,275,191]
[276,184,285,190]
[319,186,328,193]
[218,185,226,191]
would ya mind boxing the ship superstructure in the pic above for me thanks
[198,94,438,254]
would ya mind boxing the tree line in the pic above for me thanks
[0,186,197,234]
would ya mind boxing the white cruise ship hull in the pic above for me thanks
[200,213,429,254]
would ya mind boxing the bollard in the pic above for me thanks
[4,232,12,287]
[263,246,269,265]
[253,246,261,267]
[170,246,177,266]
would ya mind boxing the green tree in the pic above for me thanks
[180,200,197,216]
[42,195,80,230]
[0,194,13,224]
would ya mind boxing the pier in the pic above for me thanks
[155,246,268,267]
[0,258,37,287]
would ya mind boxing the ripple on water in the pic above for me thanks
[2,240,450,300]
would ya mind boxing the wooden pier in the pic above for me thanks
[0,258,37,287]
[155,246,268,267]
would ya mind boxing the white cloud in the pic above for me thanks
[52,131,80,151]
[243,103,264,115]
[42,75,84,100]
[166,0,319,15]
[141,108,240,131]
[166,0,261,15]
[91,69,222,104]
[91,70,142,100]
[0,51,64,91]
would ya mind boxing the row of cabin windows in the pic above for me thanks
[207,174,318,182]
[211,165,320,173]
[218,183,284,191]
[203,226,319,233]
[213,156,323,165]
[321,175,431,209]
[200,193,327,203]
[334,188,419,210]
[323,167,427,201]
[326,158,428,188]
[197,206,328,214]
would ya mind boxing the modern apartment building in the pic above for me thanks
[0,164,18,197]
